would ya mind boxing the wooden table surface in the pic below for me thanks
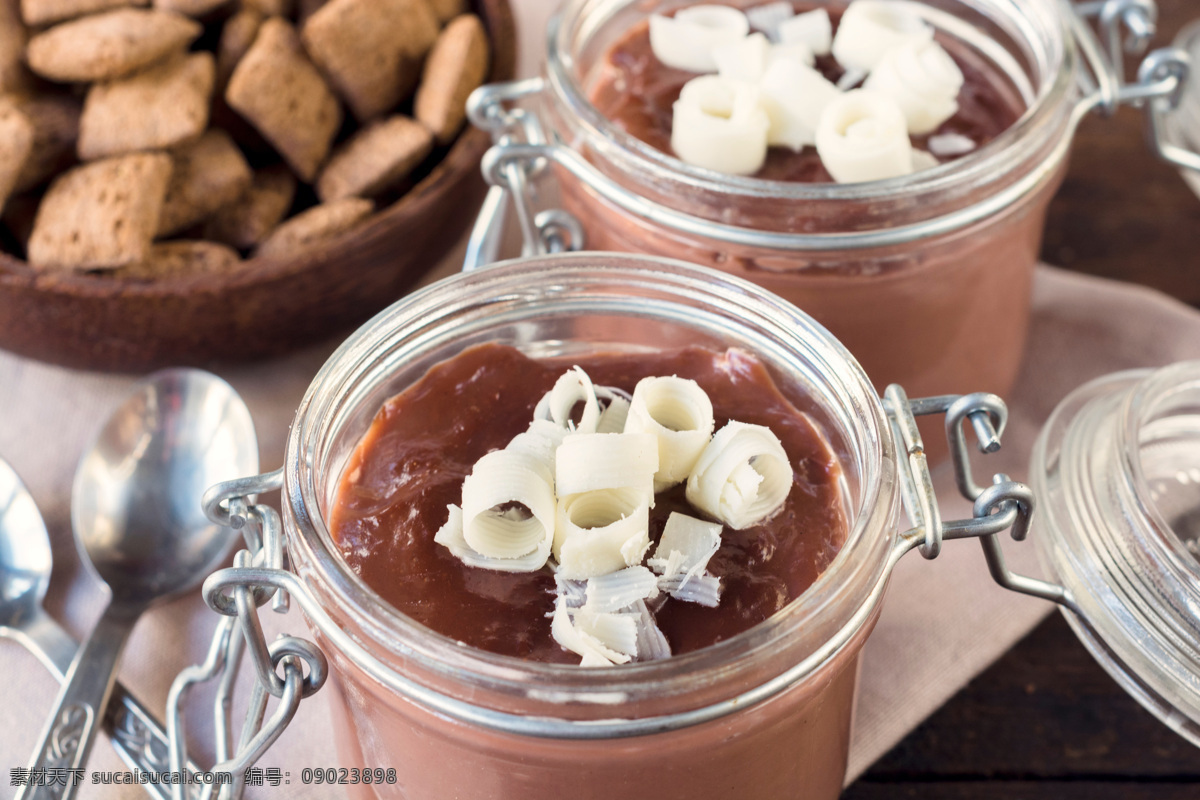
[845,1,1200,796]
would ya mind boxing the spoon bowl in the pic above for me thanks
[0,458,52,635]
[72,369,258,604]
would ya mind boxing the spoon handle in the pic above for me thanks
[19,606,139,800]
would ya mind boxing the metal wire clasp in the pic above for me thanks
[1069,0,1200,173]
[884,387,1081,614]
[462,79,585,270]
[165,469,328,800]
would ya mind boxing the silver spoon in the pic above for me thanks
[19,369,258,800]
[0,456,207,799]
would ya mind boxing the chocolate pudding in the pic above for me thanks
[329,342,847,662]
[589,12,1024,183]
[543,0,1072,431]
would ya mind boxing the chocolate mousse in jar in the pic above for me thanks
[468,0,1175,407]
[260,252,1032,800]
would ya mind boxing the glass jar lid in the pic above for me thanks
[1030,361,1200,744]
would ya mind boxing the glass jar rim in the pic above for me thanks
[283,252,900,723]
[544,0,1080,204]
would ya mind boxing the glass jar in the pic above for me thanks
[281,252,898,799]
[467,0,1194,405]
[1030,361,1200,744]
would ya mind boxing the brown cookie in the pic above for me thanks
[203,163,295,249]
[225,18,341,181]
[12,93,82,193]
[153,0,230,18]
[426,0,462,24]
[415,14,489,144]
[157,129,252,237]
[27,152,173,270]
[77,52,214,160]
[26,8,201,83]
[21,0,147,27]
[1,4,32,94]
[301,0,438,121]
[113,239,241,279]
[255,196,372,259]
[239,0,289,17]
[316,115,432,202]
[215,6,262,88]
[0,99,34,213]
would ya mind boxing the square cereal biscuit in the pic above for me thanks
[27,152,173,270]
[204,164,295,249]
[255,196,371,259]
[115,240,241,279]
[158,129,252,236]
[316,115,432,202]
[21,0,147,27]
[13,93,82,193]
[26,9,201,83]
[301,0,438,121]
[0,99,34,213]
[78,51,214,160]
[415,14,489,144]
[226,18,340,181]
[216,7,262,88]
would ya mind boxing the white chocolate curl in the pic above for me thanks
[534,368,601,433]
[434,505,550,572]
[759,57,840,151]
[555,432,659,497]
[624,375,716,491]
[713,32,772,82]
[830,0,933,73]
[777,8,832,55]
[686,421,793,529]
[648,512,723,579]
[649,5,750,73]
[815,90,914,183]
[671,75,770,175]
[554,487,652,579]
[460,449,556,564]
[863,39,964,134]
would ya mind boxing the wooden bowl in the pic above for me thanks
[0,0,515,373]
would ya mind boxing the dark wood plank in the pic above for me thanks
[850,614,1200,784]
[1041,0,1200,309]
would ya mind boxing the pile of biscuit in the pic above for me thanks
[0,0,489,277]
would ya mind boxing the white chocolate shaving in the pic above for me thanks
[911,149,939,171]
[830,0,934,73]
[863,39,963,134]
[671,75,770,175]
[759,57,841,151]
[815,89,914,183]
[927,131,976,157]
[551,598,630,665]
[746,1,794,41]
[769,41,816,69]
[778,8,832,55]
[555,432,659,498]
[554,487,652,579]
[434,505,550,572]
[534,368,601,433]
[575,607,639,658]
[461,449,556,562]
[583,565,660,613]
[686,421,793,529]
[658,572,722,607]
[836,68,867,91]
[595,387,632,433]
[624,375,715,491]
[713,32,773,83]
[629,598,672,660]
[648,512,723,578]
[648,5,750,73]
